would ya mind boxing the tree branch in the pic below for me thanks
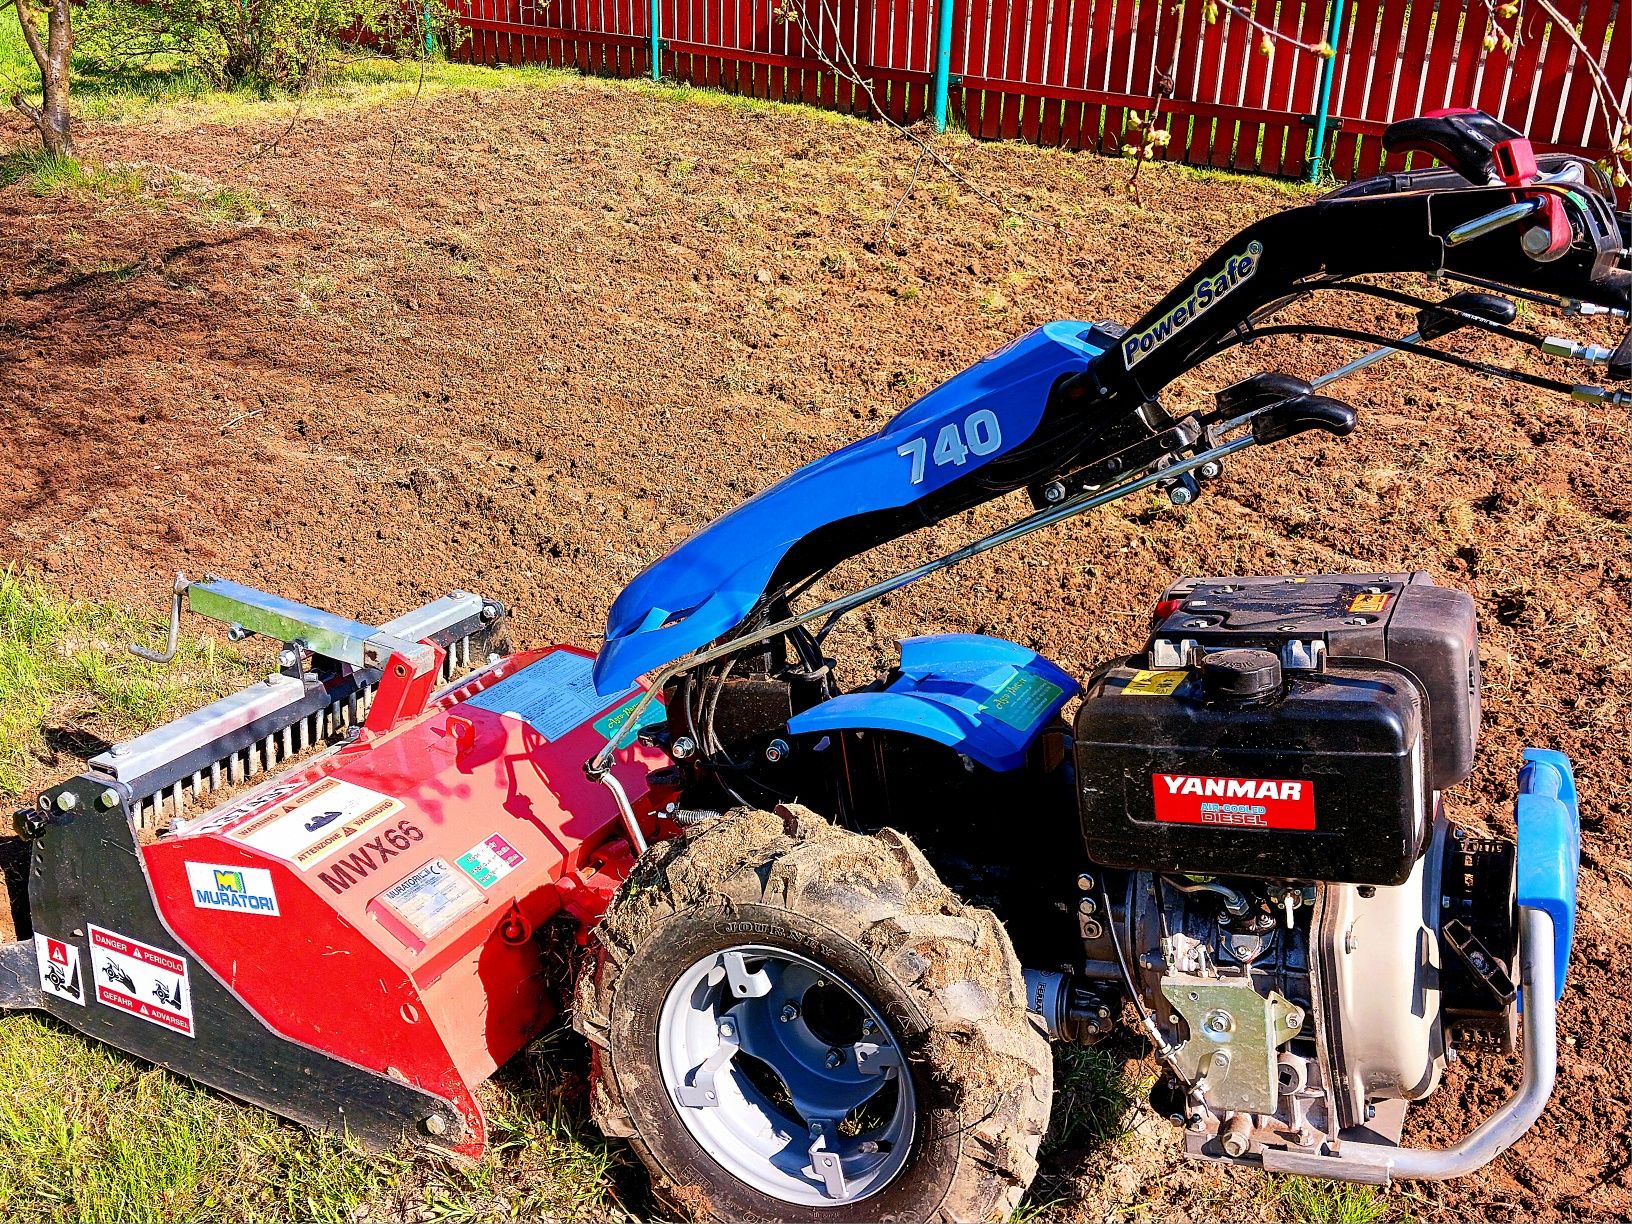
[13,0,48,74]
[10,90,42,125]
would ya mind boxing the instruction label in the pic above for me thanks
[89,925,194,1038]
[1347,592,1392,614]
[457,834,525,889]
[35,933,84,1006]
[980,670,1064,731]
[228,777,403,871]
[460,650,632,741]
[377,859,483,941]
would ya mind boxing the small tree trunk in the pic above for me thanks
[10,0,74,157]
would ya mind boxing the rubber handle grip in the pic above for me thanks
[1417,290,1517,340]
[1252,394,1359,445]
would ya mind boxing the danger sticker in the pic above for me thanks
[1348,592,1392,614]
[185,862,280,916]
[457,834,525,889]
[35,934,84,1006]
[377,859,483,941]
[1153,773,1315,831]
[89,924,194,1038]
[228,777,403,871]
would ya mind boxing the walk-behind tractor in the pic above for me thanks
[4,110,1628,1220]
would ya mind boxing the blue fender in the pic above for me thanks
[591,323,1109,695]
[1514,747,1581,1001]
[786,634,1079,772]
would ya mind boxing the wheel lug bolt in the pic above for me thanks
[860,1018,875,1036]
[825,1048,844,1069]
[780,1003,799,1023]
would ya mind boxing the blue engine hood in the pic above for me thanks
[592,321,1107,695]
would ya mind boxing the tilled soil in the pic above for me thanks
[3,75,1630,1220]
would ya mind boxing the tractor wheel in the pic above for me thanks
[573,804,1051,1223]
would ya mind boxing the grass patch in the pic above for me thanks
[0,149,142,197]
[0,569,252,800]
[1263,1175,1396,1224]
[1042,1043,1145,1156]
[0,1012,394,1224]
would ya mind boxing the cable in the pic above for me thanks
[1215,324,1583,395]
[1316,281,1551,349]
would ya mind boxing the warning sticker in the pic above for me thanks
[35,933,84,1006]
[228,777,403,871]
[89,925,194,1038]
[459,650,632,741]
[457,834,526,889]
[1153,773,1316,831]
[377,859,483,941]
[185,862,280,916]
[1123,669,1187,697]
[1347,592,1392,614]
[980,671,1065,731]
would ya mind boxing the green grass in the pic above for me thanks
[0,13,574,131]
[1263,1175,1397,1224]
[0,569,253,799]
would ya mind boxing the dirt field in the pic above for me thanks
[4,68,1631,1221]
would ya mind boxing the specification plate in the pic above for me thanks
[376,859,483,941]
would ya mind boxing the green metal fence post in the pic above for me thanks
[932,0,956,132]
[1307,0,1346,182]
[649,0,662,81]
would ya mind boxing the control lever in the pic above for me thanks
[1251,394,1358,445]
[1311,291,1516,389]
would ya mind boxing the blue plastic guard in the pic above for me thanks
[1514,747,1581,1000]
[786,634,1079,772]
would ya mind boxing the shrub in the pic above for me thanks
[77,0,466,91]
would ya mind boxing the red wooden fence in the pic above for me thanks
[447,0,1627,185]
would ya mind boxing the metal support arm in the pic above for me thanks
[1262,907,1558,1185]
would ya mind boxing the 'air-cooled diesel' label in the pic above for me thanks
[1152,772,1315,830]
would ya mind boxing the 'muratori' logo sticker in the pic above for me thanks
[1122,241,1263,370]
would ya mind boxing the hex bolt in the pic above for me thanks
[227,623,249,641]
[55,792,77,813]
[422,1114,449,1137]
[764,738,790,764]
[780,1003,800,1023]
[1285,1010,1304,1032]
[825,1048,845,1069]
[480,603,499,621]
[1078,897,1097,916]
[670,735,697,760]
[278,647,300,669]
[860,1017,876,1036]
[1041,481,1067,504]
[1076,872,1095,892]
[1169,486,1195,506]
[719,1020,736,1039]
[1198,460,1222,479]
[97,789,119,810]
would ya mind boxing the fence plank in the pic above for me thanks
[448,0,1620,198]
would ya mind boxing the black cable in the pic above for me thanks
[1317,281,1550,348]
[1215,324,1581,395]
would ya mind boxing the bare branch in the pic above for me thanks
[13,0,48,73]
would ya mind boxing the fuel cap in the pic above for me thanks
[1201,648,1283,702]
